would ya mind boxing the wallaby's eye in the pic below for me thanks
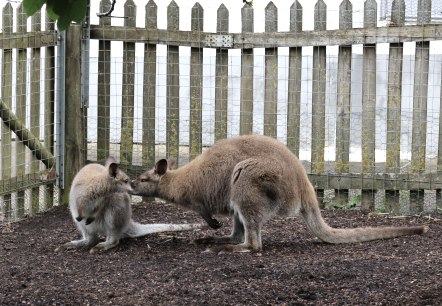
[140,178,148,182]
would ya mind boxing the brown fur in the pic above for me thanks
[131,135,429,253]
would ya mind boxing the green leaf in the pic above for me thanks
[46,5,59,21]
[70,0,87,23]
[57,15,72,31]
[23,0,45,16]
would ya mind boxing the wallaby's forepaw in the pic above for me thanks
[207,218,223,229]
[75,216,83,222]
[85,217,95,225]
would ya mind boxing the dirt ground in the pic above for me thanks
[1,201,441,306]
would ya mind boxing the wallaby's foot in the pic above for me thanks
[192,235,243,245]
[203,243,260,254]
[89,240,120,254]
[206,218,223,229]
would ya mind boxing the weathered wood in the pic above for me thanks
[214,4,229,142]
[97,0,112,162]
[0,102,56,171]
[63,24,86,205]
[385,0,405,214]
[334,0,352,206]
[263,2,278,137]
[166,1,180,160]
[189,3,203,160]
[311,0,327,208]
[309,172,442,191]
[44,15,56,210]
[410,0,431,212]
[142,0,157,166]
[361,0,377,211]
[240,3,254,136]
[0,171,55,197]
[89,24,442,48]
[287,1,302,156]
[2,3,13,217]
[311,0,327,177]
[15,4,27,218]
[30,9,42,214]
[0,31,57,49]
[120,0,136,166]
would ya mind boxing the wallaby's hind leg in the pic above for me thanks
[205,158,280,254]
[194,212,245,245]
[89,235,121,254]
[206,205,264,253]
[55,225,100,252]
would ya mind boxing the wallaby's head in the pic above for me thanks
[105,156,132,193]
[130,159,175,197]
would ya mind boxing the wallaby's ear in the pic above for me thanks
[167,158,176,170]
[108,163,119,178]
[105,156,117,167]
[155,159,169,175]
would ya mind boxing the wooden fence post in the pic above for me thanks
[287,1,302,156]
[361,0,377,211]
[97,0,112,163]
[334,0,352,206]
[385,0,405,213]
[215,4,229,142]
[142,0,157,167]
[16,4,27,218]
[240,3,254,136]
[167,0,180,161]
[264,2,278,138]
[189,3,204,160]
[63,24,86,205]
[410,0,431,212]
[30,9,42,214]
[44,15,56,210]
[312,0,327,207]
[120,0,136,166]
[1,3,13,217]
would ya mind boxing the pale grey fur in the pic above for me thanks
[55,157,207,254]
[131,135,429,253]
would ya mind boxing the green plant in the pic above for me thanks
[23,0,87,31]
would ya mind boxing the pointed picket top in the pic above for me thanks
[124,0,136,27]
[3,2,13,34]
[191,2,203,32]
[168,0,179,31]
[314,0,327,31]
[364,0,377,28]
[217,4,229,33]
[99,0,112,26]
[391,0,405,26]
[31,8,41,32]
[265,2,277,32]
[145,0,157,29]
[242,2,254,32]
[339,0,352,29]
[16,3,27,33]
[290,1,302,32]
[417,0,431,24]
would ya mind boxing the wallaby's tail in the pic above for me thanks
[300,184,428,243]
[124,221,208,238]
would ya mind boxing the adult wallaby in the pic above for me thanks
[130,135,429,253]
[55,157,206,254]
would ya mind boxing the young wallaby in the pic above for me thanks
[130,135,429,253]
[55,157,207,254]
